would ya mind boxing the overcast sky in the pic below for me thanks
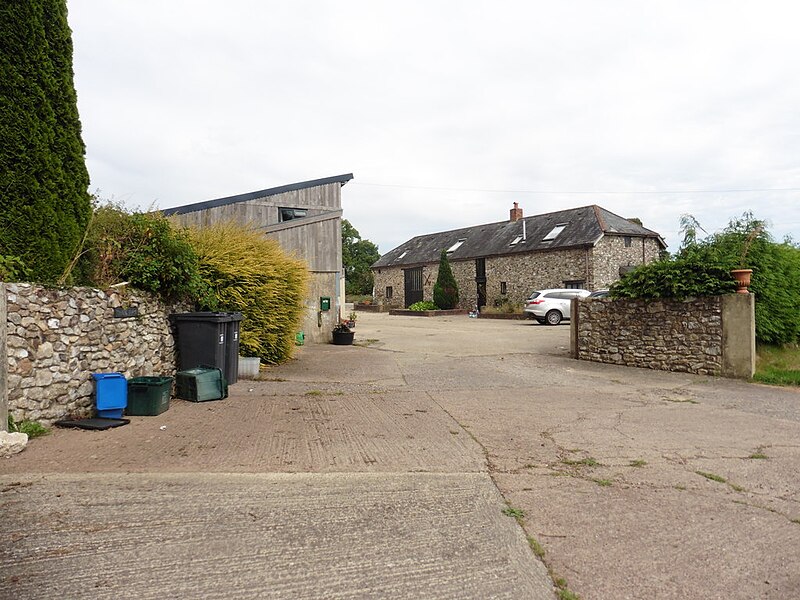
[68,1,800,254]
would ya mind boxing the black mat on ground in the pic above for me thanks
[54,418,130,430]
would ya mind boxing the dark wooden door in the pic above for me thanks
[475,258,487,309]
[477,282,487,309]
[404,267,423,307]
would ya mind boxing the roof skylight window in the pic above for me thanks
[510,235,523,246]
[396,251,407,260]
[446,239,465,253]
[543,223,567,241]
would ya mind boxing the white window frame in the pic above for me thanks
[446,239,466,253]
[543,223,567,241]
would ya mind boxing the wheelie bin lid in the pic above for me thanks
[170,312,237,322]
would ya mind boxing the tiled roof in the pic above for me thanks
[372,205,665,268]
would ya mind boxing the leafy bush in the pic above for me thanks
[188,221,308,364]
[611,258,736,299]
[75,203,208,303]
[433,250,459,309]
[121,213,208,302]
[72,202,133,286]
[0,255,30,281]
[740,241,800,345]
[408,301,437,311]
[678,213,800,344]
[612,212,800,345]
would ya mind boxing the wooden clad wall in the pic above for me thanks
[167,181,345,343]
[168,183,343,273]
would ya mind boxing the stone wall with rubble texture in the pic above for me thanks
[574,296,725,375]
[485,248,591,307]
[373,266,408,306]
[3,283,181,424]
[449,261,474,309]
[592,236,663,289]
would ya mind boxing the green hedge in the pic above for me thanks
[0,1,91,282]
[610,259,736,300]
[611,214,800,345]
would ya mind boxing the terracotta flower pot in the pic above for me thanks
[731,269,753,294]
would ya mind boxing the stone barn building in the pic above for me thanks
[163,174,353,343]
[371,204,666,310]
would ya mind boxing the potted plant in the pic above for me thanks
[730,267,752,294]
[731,224,763,294]
[332,323,354,345]
[346,310,357,328]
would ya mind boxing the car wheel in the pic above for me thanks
[545,310,562,325]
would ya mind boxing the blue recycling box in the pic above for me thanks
[92,372,127,419]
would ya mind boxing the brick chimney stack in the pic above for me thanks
[510,202,523,222]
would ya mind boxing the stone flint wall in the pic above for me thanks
[571,294,755,378]
[1,284,7,430]
[3,283,181,425]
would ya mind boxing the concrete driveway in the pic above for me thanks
[2,312,799,599]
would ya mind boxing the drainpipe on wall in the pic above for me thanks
[584,246,591,288]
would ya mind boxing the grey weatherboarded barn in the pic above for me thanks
[163,174,353,343]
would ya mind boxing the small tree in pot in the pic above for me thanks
[433,250,459,309]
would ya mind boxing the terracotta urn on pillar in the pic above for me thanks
[731,269,753,294]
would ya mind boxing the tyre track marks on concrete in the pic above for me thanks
[4,386,485,474]
[1,472,554,599]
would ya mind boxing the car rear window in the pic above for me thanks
[527,292,541,299]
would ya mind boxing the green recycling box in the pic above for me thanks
[175,367,228,402]
[126,377,173,416]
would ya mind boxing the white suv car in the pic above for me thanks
[523,288,591,325]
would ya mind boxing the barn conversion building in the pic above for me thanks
[371,204,666,310]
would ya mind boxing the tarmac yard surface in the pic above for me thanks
[2,312,799,598]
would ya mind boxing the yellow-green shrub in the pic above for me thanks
[188,222,308,364]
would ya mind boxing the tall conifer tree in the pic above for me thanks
[433,250,459,309]
[0,0,91,282]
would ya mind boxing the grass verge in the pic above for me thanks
[753,344,800,386]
